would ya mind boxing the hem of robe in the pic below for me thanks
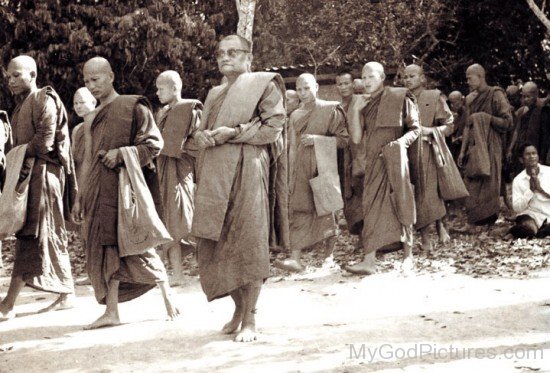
[363,225,413,255]
[290,212,337,251]
[23,277,74,295]
[414,208,446,230]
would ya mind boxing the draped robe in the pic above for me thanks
[288,99,348,250]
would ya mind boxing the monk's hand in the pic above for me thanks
[300,134,316,147]
[194,130,216,149]
[71,198,84,225]
[457,152,465,168]
[101,148,122,169]
[211,126,237,145]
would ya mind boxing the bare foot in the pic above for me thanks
[438,225,451,244]
[273,259,304,273]
[234,326,258,342]
[163,295,180,321]
[0,301,15,321]
[344,261,376,275]
[222,307,245,334]
[38,294,75,313]
[75,277,91,286]
[169,274,185,288]
[401,256,415,274]
[84,312,120,330]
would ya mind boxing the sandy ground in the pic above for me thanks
[0,266,549,373]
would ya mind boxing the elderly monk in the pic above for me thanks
[155,70,202,286]
[0,110,11,269]
[286,89,300,116]
[345,62,420,275]
[506,82,550,176]
[188,35,288,342]
[0,55,76,320]
[274,73,347,272]
[335,71,365,247]
[458,64,513,226]
[73,57,179,329]
[403,64,454,251]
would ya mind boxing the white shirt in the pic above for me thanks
[512,164,550,227]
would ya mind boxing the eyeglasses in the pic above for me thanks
[215,48,249,59]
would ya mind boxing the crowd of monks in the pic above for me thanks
[0,34,549,342]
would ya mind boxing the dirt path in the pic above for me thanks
[1,268,549,372]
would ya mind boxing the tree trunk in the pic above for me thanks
[526,0,550,31]
[236,0,257,50]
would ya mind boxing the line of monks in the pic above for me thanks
[1,34,544,343]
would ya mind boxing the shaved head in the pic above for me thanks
[296,73,318,103]
[74,87,96,103]
[448,91,463,101]
[522,81,538,95]
[448,90,464,112]
[157,70,183,91]
[521,81,539,107]
[466,64,486,79]
[506,85,520,96]
[363,62,385,80]
[404,64,424,76]
[8,55,37,74]
[297,73,317,86]
[83,56,113,75]
[403,64,426,92]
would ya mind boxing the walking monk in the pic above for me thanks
[403,64,454,250]
[72,57,179,329]
[345,62,420,275]
[0,55,76,320]
[458,64,513,226]
[189,35,288,342]
[274,73,347,272]
[155,70,202,286]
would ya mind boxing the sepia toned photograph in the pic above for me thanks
[0,1,548,372]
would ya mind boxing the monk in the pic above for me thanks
[506,84,522,112]
[458,64,513,226]
[0,110,11,269]
[0,55,76,320]
[353,78,366,94]
[506,82,550,176]
[403,64,454,251]
[345,62,420,275]
[335,71,365,247]
[155,70,202,286]
[72,57,179,329]
[286,89,300,116]
[274,73,347,272]
[70,87,97,287]
[188,35,288,342]
[448,91,466,160]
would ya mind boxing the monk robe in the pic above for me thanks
[408,89,454,229]
[82,95,167,304]
[191,72,287,301]
[10,87,76,294]
[340,95,365,235]
[289,99,347,250]
[0,111,11,190]
[356,88,420,253]
[463,87,513,224]
[156,100,202,251]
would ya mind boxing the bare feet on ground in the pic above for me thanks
[84,312,121,330]
[344,260,376,275]
[38,293,75,313]
[222,306,245,334]
[0,300,15,321]
[438,225,451,244]
[273,259,304,273]
[163,294,180,321]
[234,326,258,342]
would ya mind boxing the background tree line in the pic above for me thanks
[0,0,548,122]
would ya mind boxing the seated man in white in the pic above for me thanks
[510,143,550,238]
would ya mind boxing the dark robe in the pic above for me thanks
[463,86,513,224]
[156,100,202,250]
[288,99,348,251]
[409,89,454,229]
[10,87,75,294]
[191,72,287,301]
[355,87,420,253]
[83,95,167,304]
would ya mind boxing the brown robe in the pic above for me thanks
[10,87,75,294]
[288,99,348,251]
[83,95,167,304]
[191,72,287,301]
[409,89,454,229]
[463,86,513,223]
[355,87,420,253]
[156,100,202,250]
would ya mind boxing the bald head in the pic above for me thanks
[521,81,539,107]
[466,64,486,79]
[156,70,183,91]
[73,87,97,118]
[7,55,38,95]
[448,90,464,112]
[156,70,183,105]
[403,64,426,92]
[506,85,520,96]
[82,57,115,102]
[466,64,487,92]
[296,73,318,103]
[362,62,385,94]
